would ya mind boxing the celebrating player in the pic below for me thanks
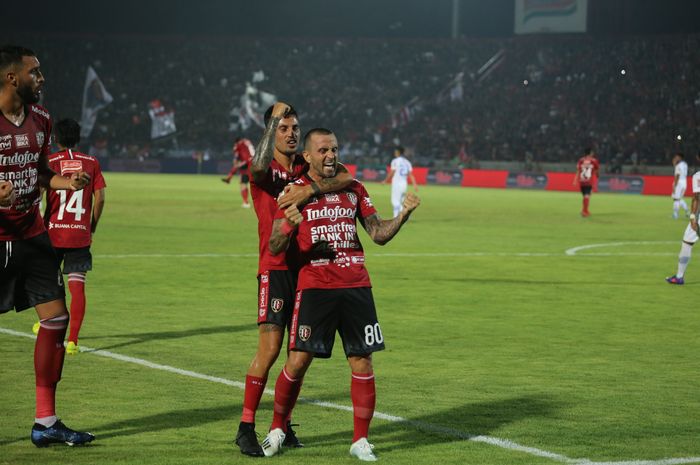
[671,152,689,219]
[0,45,95,447]
[383,146,417,218]
[234,103,353,456]
[666,151,700,284]
[37,118,106,355]
[573,147,599,217]
[222,136,254,208]
[260,128,420,461]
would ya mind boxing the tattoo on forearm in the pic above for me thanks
[251,116,280,178]
[362,213,409,245]
[269,219,292,255]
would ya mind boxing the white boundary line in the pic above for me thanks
[565,242,677,256]
[1,327,698,465]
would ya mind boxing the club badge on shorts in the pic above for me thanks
[298,325,311,342]
[271,298,284,313]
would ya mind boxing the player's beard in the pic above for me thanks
[17,81,41,105]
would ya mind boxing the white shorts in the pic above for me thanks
[391,183,407,206]
[683,222,699,244]
[673,182,687,200]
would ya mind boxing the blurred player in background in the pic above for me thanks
[222,136,253,208]
[0,45,94,447]
[666,151,700,285]
[234,103,353,456]
[573,147,599,217]
[261,128,421,461]
[35,118,106,356]
[383,146,417,217]
[671,152,689,219]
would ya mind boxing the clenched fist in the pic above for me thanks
[402,192,421,213]
[0,181,15,207]
[69,171,91,191]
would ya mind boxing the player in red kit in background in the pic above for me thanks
[0,45,95,447]
[37,118,106,355]
[573,148,600,217]
[261,128,420,461]
[222,136,253,208]
[234,103,354,456]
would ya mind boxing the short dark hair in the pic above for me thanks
[676,152,685,159]
[0,45,35,73]
[584,147,593,155]
[54,118,81,148]
[303,127,334,149]
[263,104,298,127]
[395,146,405,154]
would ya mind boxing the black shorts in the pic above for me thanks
[0,232,65,314]
[55,246,93,274]
[257,270,297,327]
[289,287,385,358]
[240,173,250,184]
[580,185,593,196]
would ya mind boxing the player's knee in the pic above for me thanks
[285,352,312,377]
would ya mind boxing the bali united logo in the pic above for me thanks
[36,131,45,147]
[271,298,284,313]
[298,325,311,342]
[346,192,357,206]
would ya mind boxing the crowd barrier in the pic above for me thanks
[100,159,682,196]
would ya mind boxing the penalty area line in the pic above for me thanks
[1,327,698,465]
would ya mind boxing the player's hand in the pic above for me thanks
[402,192,421,213]
[271,102,291,119]
[0,181,15,207]
[284,204,303,227]
[278,183,312,209]
[69,171,91,191]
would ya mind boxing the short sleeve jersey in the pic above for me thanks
[675,161,688,180]
[691,171,700,194]
[0,105,52,241]
[44,149,106,248]
[576,156,599,186]
[276,176,377,290]
[234,139,254,176]
[390,156,413,186]
[251,155,308,275]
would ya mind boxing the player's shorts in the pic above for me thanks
[289,287,385,358]
[257,270,297,327]
[391,184,408,206]
[683,222,699,244]
[55,246,92,274]
[0,232,65,314]
[580,185,593,196]
[673,182,687,200]
[240,173,250,184]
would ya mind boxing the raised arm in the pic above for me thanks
[277,164,354,209]
[361,192,420,246]
[250,102,290,184]
[269,204,303,255]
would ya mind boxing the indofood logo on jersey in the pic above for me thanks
[305,205,355,222]
[0,151,40,167]
[523,0,578,23]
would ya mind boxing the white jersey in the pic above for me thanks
[675,161,688,181]
[390,156,412,187]
[691,171,700,194]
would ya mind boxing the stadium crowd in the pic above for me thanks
[15,33,700,168]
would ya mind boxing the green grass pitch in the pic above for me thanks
[1,172,698,465]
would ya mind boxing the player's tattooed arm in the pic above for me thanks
[250,103,290,183]
[278,164,354,209]
[361,193,421,245]
[269,204,303,255]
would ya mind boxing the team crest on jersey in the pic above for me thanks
[271,298,284,313]
[346,192,357,206]
[298,325,311,342]
[324,193,340,203]
[60,160,83,176]
[36,132,45,147]
[15,134,29,148]
[0,135,11,150]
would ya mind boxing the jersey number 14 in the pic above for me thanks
[57,190,86,221]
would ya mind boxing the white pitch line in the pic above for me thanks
[1,327,698,465]
[565,241,677,256]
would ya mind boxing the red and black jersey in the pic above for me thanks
[0,105,52,240]
[233,138,254,176]
[276,176,377,290]
[44,149,106,248]
[577,156,600,186]
[251,154,308,275]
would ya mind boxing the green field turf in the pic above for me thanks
[1,173,698,465]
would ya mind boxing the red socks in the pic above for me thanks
[241,375,267,424]
[583,196,590,213]
[351,372,376,442]
[34,315,68,418]
[241,187,249,204]
[271,367,302,431]
[67,273,86,344]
